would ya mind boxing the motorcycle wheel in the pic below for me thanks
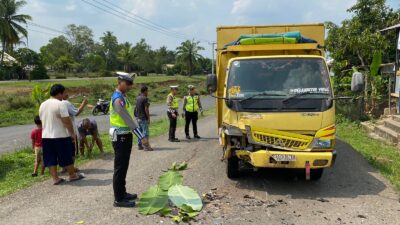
[92,107,99,116]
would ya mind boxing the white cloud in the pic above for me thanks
[122,0,156,18]
[231,0,252,14]
[28,0,47,13]
[65,1,77,11]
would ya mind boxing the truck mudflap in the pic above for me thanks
[235,150,334,169]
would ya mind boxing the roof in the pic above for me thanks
[3,53,17,63]
[380,23,400,32]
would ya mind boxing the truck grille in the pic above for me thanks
[253,133,310,150]
[246,126,313,150]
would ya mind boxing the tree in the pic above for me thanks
[14,47,43,80]
[0,0,31,65]
[65,24,94,62]
[99,31,119,71]
[154,46,175,73]
[84,53,106,72]
[40,35,72,68]
[117,42,135,72]
[176,40,204,76]
[196,57,212,74]
[14,48,39,67]
[133,39,155,74]
[326,0,400,112]
[30,62,48,80]
[54,55,74,74]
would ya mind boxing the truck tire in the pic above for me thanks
[227,156,241,179]
[310,168,324,181]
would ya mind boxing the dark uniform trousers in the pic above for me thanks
[185,111,198,136]
[112,133,133,202]
[167,112,177,140]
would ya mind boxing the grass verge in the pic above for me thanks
[337,117,400,191]
[0,108,215,197]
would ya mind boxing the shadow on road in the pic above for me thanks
[152,147,177,151]
[67,178,112,187]
[81,168,113,175]
[233,139,387,199]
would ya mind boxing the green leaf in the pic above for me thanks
[159,207,172,217]
[137,185,168,215]
[168,185,203,211]
[171,216,182,223]
[158,170,183,191]
[176,162,188,170]
[180,204,200,217]
[169,161,188,171]
[370,51,382,77]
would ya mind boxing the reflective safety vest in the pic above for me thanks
[110,92,134,130]
[168,93,179,110]
[185,95,199,112]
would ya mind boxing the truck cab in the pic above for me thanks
[208,24,336,180]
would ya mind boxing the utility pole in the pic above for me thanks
[209,42,216,74]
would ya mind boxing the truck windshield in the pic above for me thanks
[227,58,332,100]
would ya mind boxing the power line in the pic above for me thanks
[27,28,60,37]
[27,22,68,35]
[81,0,189,40]
[82,0,211,43]
[99,0,194,40]
[91,0,188,39]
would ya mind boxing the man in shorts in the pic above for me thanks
[78,118,104,155]
[39,84,84,185]
[135,85,153,151]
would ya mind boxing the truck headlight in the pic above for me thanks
[311,139,332,149]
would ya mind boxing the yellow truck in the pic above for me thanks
[207,23,337,180]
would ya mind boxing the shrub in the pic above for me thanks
[6,96,34,110]
[100,70,112,77]
[30,64,49,80]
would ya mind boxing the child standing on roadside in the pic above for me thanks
[31,116,45,177]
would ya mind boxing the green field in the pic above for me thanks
[0,75,207,127]
[0,109,215,197]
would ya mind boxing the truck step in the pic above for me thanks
[374,125,399,144]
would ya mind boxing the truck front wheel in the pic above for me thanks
[310,168,324,181]
[227,156,241,179]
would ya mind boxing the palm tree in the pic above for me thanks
[0,0,31,65]
[117,42,135,72]
[176,40,204,76]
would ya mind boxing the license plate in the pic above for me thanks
[272,154,296,162]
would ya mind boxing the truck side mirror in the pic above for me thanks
[351,72,364,92]
[207,74,217,93]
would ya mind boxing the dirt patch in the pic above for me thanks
[67,87,92,97]
[1,87,32,95]
[154,79,178,86]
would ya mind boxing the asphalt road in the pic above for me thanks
[0,116,399,225]
[0,96,215,155]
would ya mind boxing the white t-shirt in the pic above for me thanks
[39,98,70,139]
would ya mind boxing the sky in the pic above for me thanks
[21,0,399,58]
